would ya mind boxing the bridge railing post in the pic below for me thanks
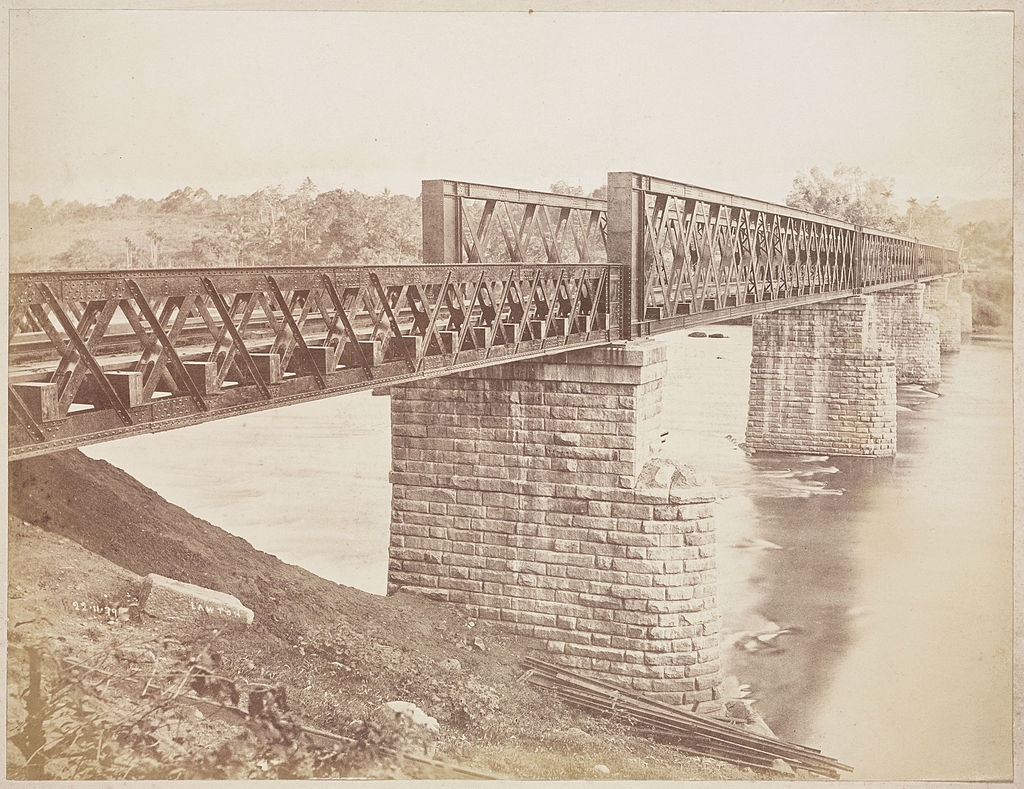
[852,226,864,292]
[607,172,644,340]
[421,179,461,265]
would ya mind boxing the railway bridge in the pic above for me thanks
[8,170,966,709]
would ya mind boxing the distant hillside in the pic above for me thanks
[947,198,1011,227]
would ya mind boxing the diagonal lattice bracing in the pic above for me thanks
[422,180,608,267]
[9,173,960,458]
[860,232,917,288]
[606,172,952,338]
[9,264,619,457]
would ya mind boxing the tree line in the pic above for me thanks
[10,167,1011,328]
[9,179,420,271]
[785,165,1011,328]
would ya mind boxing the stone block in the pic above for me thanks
[139,574,253,626]
[103,371,144,407]
[340,339,382,368]
[305,344,339,373]
[248,353,283,385]
[386,334,422,362]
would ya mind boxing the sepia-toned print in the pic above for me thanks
[6,8,1014,783]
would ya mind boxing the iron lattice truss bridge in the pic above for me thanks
[8,172,959,458]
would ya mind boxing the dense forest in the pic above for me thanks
[9,169,1012,327]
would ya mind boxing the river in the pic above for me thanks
[84,326,1014,780]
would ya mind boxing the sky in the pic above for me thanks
[7,9,1014,208]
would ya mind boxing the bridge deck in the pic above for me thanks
[8,171,960,458]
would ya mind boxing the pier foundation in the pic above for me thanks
[960,291,974,337]
[925,276,963,353]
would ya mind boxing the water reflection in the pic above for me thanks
[729,452,890,741]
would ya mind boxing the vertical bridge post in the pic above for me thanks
[852,225,864,292]
[421,179,461,264]
[606,172,645,340]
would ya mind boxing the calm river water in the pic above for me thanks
[84,326,1013,780]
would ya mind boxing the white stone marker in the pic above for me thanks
[139,573,254,626]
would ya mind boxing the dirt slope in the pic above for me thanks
[7,450,761,780]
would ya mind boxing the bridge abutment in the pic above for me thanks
[745,296,897,457]
[388,340,722,709]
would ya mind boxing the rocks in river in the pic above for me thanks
[729,622,803,654]
[730,537,783,551]
[686,330,728,339]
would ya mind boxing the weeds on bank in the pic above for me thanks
[6,627,440,780]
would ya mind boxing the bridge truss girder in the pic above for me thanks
[8,171,960,458]
[8,265,620,458]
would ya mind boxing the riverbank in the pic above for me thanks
[7,449,775,780]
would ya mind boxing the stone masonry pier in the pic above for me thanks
[960,291,973,336]
[925,275,964,353]
[746,296,897,457]
[388,341,722,709]
[872,284,941,385]
[746,278,970,457]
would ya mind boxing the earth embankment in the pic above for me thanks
[7,449,757,780]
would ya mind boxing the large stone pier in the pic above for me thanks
[872,284,941,385]
[745,296,898,457]
[925,275,964,353]
[745,276,970,457]
[388,340,722,709]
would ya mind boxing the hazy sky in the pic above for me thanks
[8,9,1014,206]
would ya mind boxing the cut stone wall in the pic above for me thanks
[745,296,897,457]
[389,341,721,709]
[872,285,941,385]
[925,277,963,353]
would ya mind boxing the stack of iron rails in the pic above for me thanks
[522,656,852,779]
